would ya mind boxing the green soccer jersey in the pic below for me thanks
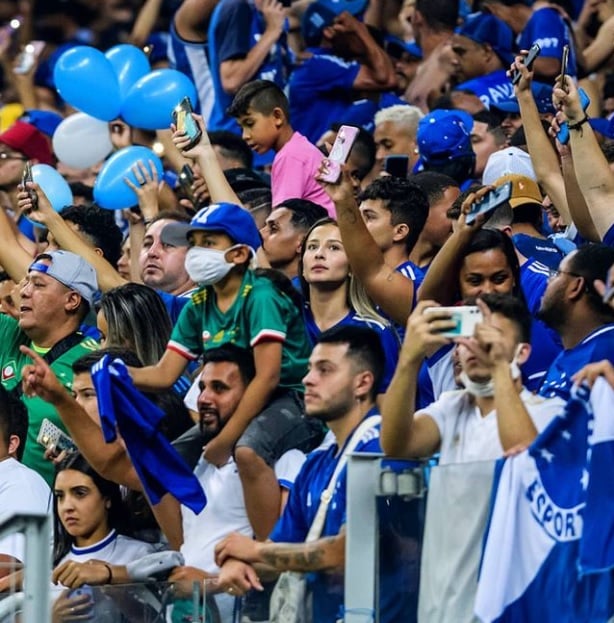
[0,315,99,486]
[168,271,310,391]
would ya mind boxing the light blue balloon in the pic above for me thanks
[93,146,164,210]
[53,46,121,121]
[105,44,151,100]
[26,165,73,226]
[121,69,198,130]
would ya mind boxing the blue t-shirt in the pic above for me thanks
[302,305,401,393]
[603,222,614,247]
[518,8,577,77]
[539,324,614,401]
[270,411,382,623]
[455,69,515,110]
[207,0,289,133]
[288,48,361,144]
[512,233,565,271]
[168,18,214,123]
[156,289,190,325]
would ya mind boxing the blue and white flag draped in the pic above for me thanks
[475,378,614,623]
[91,355,206,514]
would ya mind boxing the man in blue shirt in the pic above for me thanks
[213,326,396,622]
[537,244,614,402]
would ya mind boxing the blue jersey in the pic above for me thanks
[302,305,401,393]
[167,18,214,123]
[518,8,577,78]
[512,233,565,271]
[156,289,190,325]
[455,69,515,110]
[539,324,614,401]
[270,410,382,623]
[207,0,289,132]
[288,48,361,143]
[603,222,614,247]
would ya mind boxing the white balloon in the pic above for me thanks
[52,112,113,169]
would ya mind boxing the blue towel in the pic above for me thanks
[91,355,206,514]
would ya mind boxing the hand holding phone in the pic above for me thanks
[511,43,541,85]
[423,306,483,338]
[172,97,202,149]
[21,161,38,211]
[558,45,569,92]
[465,182,513,225]
[37,418,78,455]
[555,88,590,145]
[319,125,359,183]
[13,41,45,75]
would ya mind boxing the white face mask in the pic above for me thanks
[459,345,524,397]
[185,246,237,286]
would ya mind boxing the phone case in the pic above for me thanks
[21,161,38,210]
[384,155,409,178]
[13,41,45,75]
[465,181,512,224]
[36,418,77,453]
[172,97,202,148]
[512,44,541,85]
[556,88,591,145]
[320,125,360,183]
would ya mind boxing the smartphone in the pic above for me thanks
[465,181,512,225]
[172,96,202,149]
[21,161,38,211]
[36,418,78,455]
[559,44,569,92]
[320,125,360,183]
[384,155,409,178]
[511,43,541,85]
[423,306,483,338]
[556,88,591,145]
[13,40,45,75]
[178,163,198,207]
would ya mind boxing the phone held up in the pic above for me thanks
[172,97,202,149]
[319,125,360,184]
[465,181,512,225]
[21,160,38,211]
[384,155,409,178]
[178,164,198,208]
[511,43,541,85]
[423,306,483,338]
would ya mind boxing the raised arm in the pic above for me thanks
[318,166,414,326]
[0,208,34,282]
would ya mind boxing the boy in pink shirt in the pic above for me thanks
[228,79,335,216]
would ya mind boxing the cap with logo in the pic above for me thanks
[493,173,542,208]
[491,82,555,116]
[161,202,262,252]
[417,109,474,166]
[454,12,515,67]
[482,146,536,185]
[28,250,98,307]
[302,0,368,47]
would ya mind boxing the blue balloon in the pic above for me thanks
[93,146,164,210]
[53,46,121,121]
[121,69,198,130]
[26,165,73,226]
[105,44,150,100]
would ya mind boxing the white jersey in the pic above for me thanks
[0,457,52,563]
[418,388,564,464]
[181,450,305,572]
[57,529,156,567]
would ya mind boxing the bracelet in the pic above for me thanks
[568,115,589,132]
[143,218,153,226]
[103,562,113,584]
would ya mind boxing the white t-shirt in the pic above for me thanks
[417,388,564,464]
[181,449,305,572]
[57,529,156,567]
[0,457,52,563]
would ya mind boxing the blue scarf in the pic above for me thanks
[92,355,206,514]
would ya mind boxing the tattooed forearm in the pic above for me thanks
[259,536,344,572]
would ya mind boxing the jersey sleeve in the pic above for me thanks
[213,0,253,63]
[168,297,203,360]
[244,282,289,346]
[269,462,310,543]
[275,449,306,491]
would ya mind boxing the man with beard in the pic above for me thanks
[537,244,614,402]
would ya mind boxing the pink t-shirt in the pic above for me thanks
[271,131,335,217]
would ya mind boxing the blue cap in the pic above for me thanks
[161,203,261,251]
[455,12,515,67]
[417,109,474,165]
[20,109,63,137]
[492,82,555,115]
[302,0,368,47]
[384,35,423,60]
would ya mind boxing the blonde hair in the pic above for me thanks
[374,105,424,136]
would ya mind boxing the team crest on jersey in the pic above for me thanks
[1,361,16,382]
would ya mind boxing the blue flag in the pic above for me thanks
[92,355,206,514]
[475,379,614,622]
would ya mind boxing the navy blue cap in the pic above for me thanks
[302,0,368,47]
[417,109,474,165]
[161,202,261,251]
[492,82,555,115]
[384,35,423,60]
[455,12,515,67]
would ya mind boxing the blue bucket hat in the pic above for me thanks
[492,82,555,115]
[161,203,261,251]
[302,0,368,47]
[454,12,515,67]
[417,109,474,166]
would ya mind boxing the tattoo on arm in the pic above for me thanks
[260,537,341,572]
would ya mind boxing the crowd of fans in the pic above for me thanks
[0,0,614,621]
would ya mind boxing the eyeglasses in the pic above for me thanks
[547,268,584,280]
[0,152,27,161]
